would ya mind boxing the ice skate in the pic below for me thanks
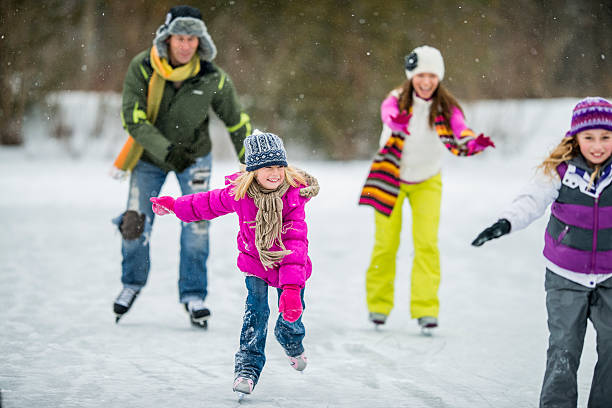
[288,352,307,371]
[184,299,211,329]
[113,287,140,323]
[369,312,387,328]
[418,316,438,336]
[233,376,254,398]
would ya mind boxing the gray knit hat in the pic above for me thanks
[153,5,217,61]
[244,131,288,172]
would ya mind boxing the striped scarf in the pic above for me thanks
[359,114,475,216]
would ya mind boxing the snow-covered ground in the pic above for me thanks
[0,97,602,407]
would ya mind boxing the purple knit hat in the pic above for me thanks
[565,97,612,137]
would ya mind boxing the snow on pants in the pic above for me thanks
[234,276,306,385]
[366,173,441,319]
[540,270,612,408]
[117,154,212,303]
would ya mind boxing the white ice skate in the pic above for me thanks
[288,353,307,371]
[233,376,254,400]
[184,299,211,329]
[113,287,140,323]
[369,312,387,329]
[418,316,438,336]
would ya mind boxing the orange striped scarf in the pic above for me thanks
[359,114,475,216]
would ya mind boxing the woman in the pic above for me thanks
[359,45,494,333]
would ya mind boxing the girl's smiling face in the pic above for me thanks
[576,128,612,166]
[411,73,440,100]
[255,166,285,189]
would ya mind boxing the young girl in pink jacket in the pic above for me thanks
[150,131,318,396]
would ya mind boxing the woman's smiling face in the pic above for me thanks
[412,73,440,99]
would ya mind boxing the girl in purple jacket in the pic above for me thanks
[472,97,612,407]
[151,131,318,396]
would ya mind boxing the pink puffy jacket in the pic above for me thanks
[173,173,312,288]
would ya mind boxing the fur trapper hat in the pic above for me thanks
[404,45,445,81]
[153,5,217,61]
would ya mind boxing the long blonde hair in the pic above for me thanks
[538,135,601,186]
[232,165,307,200]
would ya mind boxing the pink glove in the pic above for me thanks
[388,112,411,133]
[467,133,495,154]
[150,196,175,216]
[381,96,411,134]
[279,284,303,323]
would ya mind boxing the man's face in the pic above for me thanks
[167,34,199,66]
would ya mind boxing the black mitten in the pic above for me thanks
[471,219,511,247]
[166,145,195,173]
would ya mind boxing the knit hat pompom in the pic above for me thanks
[244,130,288,172]
[153,5,217,61]
[565,97,612,138]
[404,45,445,81]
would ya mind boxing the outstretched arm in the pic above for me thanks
[471,172,560,246]
[471,219,511,246]
[380,94,411,134]
[445,106,495,156]
[151,184,237,223]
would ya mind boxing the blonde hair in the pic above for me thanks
[231,165,307,200]
[538,134,601,187]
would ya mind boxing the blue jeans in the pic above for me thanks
[234,276,306,384]
[116,155,212,303]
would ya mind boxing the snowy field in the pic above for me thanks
[0,97,602,407]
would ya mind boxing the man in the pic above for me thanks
[112,5,251,328]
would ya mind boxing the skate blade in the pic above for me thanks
[190,319,209,329]
[420,327,435,336]
[190,314,211,323]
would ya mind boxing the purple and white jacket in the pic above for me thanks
[500,155,612,288]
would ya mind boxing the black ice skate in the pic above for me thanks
[184,299,211,329]
[113,287,140,323]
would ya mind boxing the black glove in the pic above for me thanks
[165,144,195,173]
[471,219,511,247]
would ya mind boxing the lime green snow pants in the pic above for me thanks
[366,173,442,319]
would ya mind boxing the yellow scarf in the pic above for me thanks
[112,46,200,174]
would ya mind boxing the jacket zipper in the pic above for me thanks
[591,196,599,274]
[557,225,569,244]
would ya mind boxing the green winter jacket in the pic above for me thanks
[121,49,251,171]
